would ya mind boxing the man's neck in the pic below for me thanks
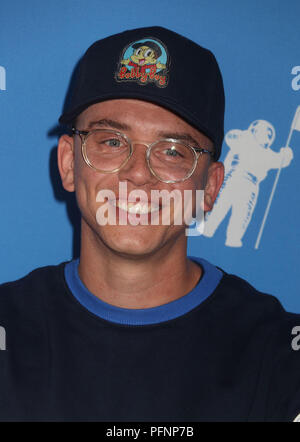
[78,227,202,310]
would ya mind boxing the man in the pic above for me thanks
[0,26,300,422]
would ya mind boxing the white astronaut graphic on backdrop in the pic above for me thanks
[203,120,293,247]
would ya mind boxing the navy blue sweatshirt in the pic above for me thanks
[0,257,300,421]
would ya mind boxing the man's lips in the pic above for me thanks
[139,58,145,65]
[109,198,161,215]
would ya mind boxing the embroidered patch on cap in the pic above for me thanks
[115,37,169,88]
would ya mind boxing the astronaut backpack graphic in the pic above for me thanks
[115,37,169,87]
[203,106,300,248]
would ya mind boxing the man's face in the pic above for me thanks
[58,99,223,258]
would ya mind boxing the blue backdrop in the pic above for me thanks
[1,0,299,312]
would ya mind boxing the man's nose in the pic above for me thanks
[118,142,157,186]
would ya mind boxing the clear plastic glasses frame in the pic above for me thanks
[72,128,214,184]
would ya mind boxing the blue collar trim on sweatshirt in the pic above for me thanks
[64,256,222,326]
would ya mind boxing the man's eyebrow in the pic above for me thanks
[86,119,131,131]
[157,131,201,147]
[85,121,210,149]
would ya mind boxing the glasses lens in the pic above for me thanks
[149,141,195,182]
[85,131,130,171]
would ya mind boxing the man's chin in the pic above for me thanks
[103,238,160,259]
[97,225,164,258]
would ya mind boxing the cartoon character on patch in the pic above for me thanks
[121,41,166,73]
[116,38,169,87]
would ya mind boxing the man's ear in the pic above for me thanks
[203,161,224,212]
[57,134,75,192]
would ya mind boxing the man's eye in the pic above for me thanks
[164,148,183,158]
[104,139,122,148]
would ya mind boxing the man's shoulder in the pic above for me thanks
[215,266,300,323]
[0,262,68,363]
[1,261,66,288]
[0,262,67,310]
[219,270,281,302]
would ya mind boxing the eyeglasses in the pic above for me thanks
[72,128,214,184]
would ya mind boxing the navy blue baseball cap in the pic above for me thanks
[59,26,225,160]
